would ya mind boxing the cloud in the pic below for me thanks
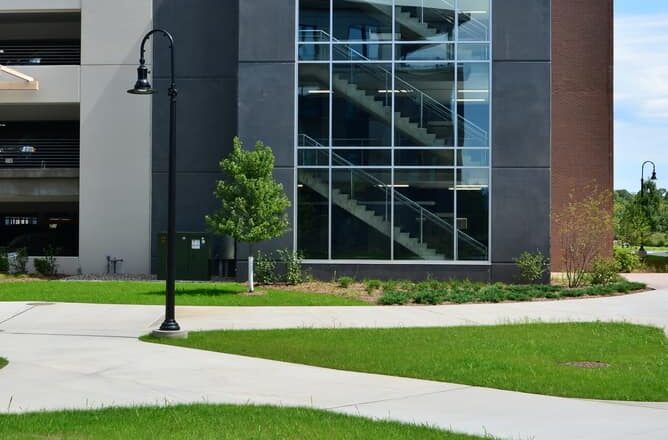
[614,14,668,190]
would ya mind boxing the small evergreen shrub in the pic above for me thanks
[364,279,382,293]
[255,251,277,284]
[277,249,309,285]
[34,246,58,277]
[613,247,641,273]
[588,257,621,286]
[377,291,410,305]
[514,251,549,284]
[337,276,354,288]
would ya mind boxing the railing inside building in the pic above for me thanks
[0,122,80,169]
[0,40,81,65]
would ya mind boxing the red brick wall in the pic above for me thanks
[551,0,614,270]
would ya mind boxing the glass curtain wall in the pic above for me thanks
[297,0,490,261]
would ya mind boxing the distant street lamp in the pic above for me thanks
[127,29,185,338]
[638,161,658,257]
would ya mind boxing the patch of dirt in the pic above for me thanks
[264,281,380,303]
[561,361,610,369]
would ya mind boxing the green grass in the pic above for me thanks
[0,358,7,370]
[144,323,668,402]
[376,279,646,305]
[0,281,367,306]
[0,404,482,440]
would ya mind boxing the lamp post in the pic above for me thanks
[128,29,185,337]
[638,161,658,258]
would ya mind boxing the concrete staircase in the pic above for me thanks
[300,170,447,260]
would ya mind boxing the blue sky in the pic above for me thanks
[614,0,668,190]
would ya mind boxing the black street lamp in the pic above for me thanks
[638,161,658,258]
[128,29,184,337]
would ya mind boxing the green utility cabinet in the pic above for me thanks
[158,232,210,281]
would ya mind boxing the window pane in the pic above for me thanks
[299,43,330,61]
[332,43,392,61]
[458,149,489,166]
[395,63,455,147]
[332,168,391,259]
[394,169,455,260]
[395,149,455,166]
[298,148,329,166]
[457,63,489,147]
[333,0,392,41]
[396,0,456,41]
[458,0,490,41]
[298,64,330,147]
[396,43,454,61]
[457,43,489,61]
[332,63,392,147]
[299,0,330,42]
[298,169,329,259]
[457,169,489,260]
[332,149,391,166]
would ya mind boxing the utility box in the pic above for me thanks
[158,232,210,281]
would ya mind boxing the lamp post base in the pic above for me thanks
[151,329,189,339]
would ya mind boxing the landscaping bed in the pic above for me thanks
[144,323,668,402]
[0,404,480,440]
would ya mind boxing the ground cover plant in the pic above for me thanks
[0,358,7,370]
[0,281,367,306]
[145,323,668,402]
[0,404,483,440]
[375,278,645,305]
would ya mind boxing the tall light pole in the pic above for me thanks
[638,161,658,258]
[128,29,185,338]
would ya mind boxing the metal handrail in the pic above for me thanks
[299,29,488,145]
[0,40,81,65]
[298,133,487,254]
[0,138,79,168]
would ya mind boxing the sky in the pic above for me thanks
[614,0,668,191]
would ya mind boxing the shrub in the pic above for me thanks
[588,257,620,286]
[33,246,58,277]
[337,276,354,288]
[255,251,277,284]
[412,289,446,305]
[276,249,309,285]
[364,279,382,293]
[514,251,549,283]
[377,291,411,305]
[554,187,613,288]
[10,247,28,274]
[613,247,641,273]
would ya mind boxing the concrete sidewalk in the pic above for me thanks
[0,273,666,440]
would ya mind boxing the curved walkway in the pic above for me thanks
[0,274,666,440]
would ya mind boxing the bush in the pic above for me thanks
[34,246,58,277]
[412,289,446,305]
[337,276,354,288]
[10,247,28,274]
[377,291,411,305]
[588,257,620,285]
[255,251,277,284]
[514,251,549,283]
[614,247,641,273]
[364,279,382,293]
[276,249,309,285]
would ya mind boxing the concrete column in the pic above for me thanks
[79,0,152,274]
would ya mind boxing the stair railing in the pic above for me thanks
[298,133,487,256]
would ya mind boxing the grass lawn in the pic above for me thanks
[0,404,481,440]
[144,323,668,402]
[0,281,367,306]
[0,358,6,370]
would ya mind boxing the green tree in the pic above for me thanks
[617,199,651,247]
[206,137,291,291]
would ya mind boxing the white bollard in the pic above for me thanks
[248,255,254,292]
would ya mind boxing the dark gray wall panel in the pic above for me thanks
[491,168,550,263]
[152,78,237,173]
[153,0,239,77]
[492,62,550,168]
[493,0,550,61]
[239,0,295,62]
[238,63,295,167]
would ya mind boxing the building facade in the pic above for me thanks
[0,0,612,282]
